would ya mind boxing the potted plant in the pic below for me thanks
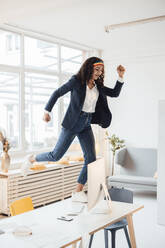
[105,131,125,176]
[0,129,11,173]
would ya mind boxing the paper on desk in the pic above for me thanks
[0,222,19,232]
[67,202,85,215]
[0,222,38,236]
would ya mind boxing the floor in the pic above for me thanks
[0,190,165,247]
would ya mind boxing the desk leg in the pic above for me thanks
[126,214,137,248]
[61,241,77,248]
[72,243,77,248]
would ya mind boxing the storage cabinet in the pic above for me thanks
[0,162,87,215]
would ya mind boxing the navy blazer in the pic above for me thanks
[45,75,124,129]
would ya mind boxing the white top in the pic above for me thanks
[82,84,99,113]
[82,77,124,113]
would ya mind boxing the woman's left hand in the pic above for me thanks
[117,65,125,78]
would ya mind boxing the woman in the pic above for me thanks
[28,57,125,202]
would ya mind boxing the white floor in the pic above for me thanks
[89,190,165,248]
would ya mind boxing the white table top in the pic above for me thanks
[0,198,143,248]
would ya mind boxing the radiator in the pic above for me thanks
[0,162,87,215]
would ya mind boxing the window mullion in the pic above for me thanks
[19,33,25,152]
[58,44,63,132]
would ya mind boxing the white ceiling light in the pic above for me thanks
[105,15,165,33]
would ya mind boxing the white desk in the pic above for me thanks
[0,198,143,248]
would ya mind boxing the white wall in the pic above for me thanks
[103,21,165,149]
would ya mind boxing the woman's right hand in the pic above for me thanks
[43,113,51,122]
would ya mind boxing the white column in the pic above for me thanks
[158,100,165,225]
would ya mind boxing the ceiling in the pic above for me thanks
[0,0,165,49]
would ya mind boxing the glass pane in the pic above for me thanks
[0,72,20,151]
[25,73,59,150]
[0,30,21,66]
[61,46,83,73]
[25,37,58,71]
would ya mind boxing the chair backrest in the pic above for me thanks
[10,197,34,216]
[108,187,133,203]
[116,147,157,177]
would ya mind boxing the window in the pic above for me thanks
[6,35,12,51]
[25,37,58,71]
[0,71,20,151]
[61,46,83,73]
[0,30,20,66]
[25,73,59,150]
[0,28,88,154]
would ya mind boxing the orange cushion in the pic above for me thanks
[30,164,46,171]
[69,156,84,162]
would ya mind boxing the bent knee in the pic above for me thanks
[48,151,63,161]
[85,155,96,165]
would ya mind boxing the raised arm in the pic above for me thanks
[102,65,125,97]
[103,81,124,97]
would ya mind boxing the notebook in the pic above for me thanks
[67,203,85,216]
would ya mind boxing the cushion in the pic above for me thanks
[69,156,84,162]
[30,164,46,171]
[109,175,157,186]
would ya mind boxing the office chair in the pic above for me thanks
[10,196,34,216]
[88,187,133,248]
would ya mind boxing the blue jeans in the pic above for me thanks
[36,111,96,185]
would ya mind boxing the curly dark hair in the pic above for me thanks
[76,57,104,87]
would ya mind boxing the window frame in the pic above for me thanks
[0,27,89,156]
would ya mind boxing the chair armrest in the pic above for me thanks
[115,147,127,166]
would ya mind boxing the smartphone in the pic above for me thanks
[57,216,73,221]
